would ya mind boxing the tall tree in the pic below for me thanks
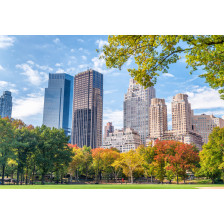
[0,118,15,185]
[199,127,224,183]
[100,35,224,99]
[112,149,143,184]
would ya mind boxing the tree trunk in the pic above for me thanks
[177,175,179,184]
[2,165,5,185]
[130,171,133,184]
[41,173,45,185]
[151,175,153,183]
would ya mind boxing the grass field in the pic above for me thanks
[0,184,223,189]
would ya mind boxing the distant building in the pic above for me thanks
[146,93,203,150]
[192,114,224,144]
[104,122,114,141]
[0,91,12,118]
[149,98,168,139]
[43,73,74,136]
[172,93,193,135]
[102,128,141,153]
[124,79,155,145]
[71,69,103,149]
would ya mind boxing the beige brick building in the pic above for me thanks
[172,93,193,135]
[149,98,167,139]
[192,114,224,144]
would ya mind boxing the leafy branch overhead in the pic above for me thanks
[100,35,224,99]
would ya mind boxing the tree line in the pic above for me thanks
[1,116,224,184]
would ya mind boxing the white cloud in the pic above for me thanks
[0,65,4,71]
[77,38,84,43]
[55,63,63,67]
[12,95,44,119]
[79,48,83,51]
[185,86,224,110]
[16,64,42,86]
[79,64,89,69]
[96,39,108,49]
[53,38,60,44]
[0,81,17,94]
[162,73,175,78]
[82,55,87,61]
[0,35,15,48]
[56,68,66,73]
[103,108,123,129]
[70,49,75,53]
[16,61,52,86]
[104,89,118,94]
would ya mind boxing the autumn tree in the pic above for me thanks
[199,127,224,183]
[166,143,200,184]
[91,148,105,182]
[136,145,155,182]
[112,149,143,184]
[100,35,224,99]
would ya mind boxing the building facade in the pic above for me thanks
[192,114,224,144]
[104,122,114,141]
[71,69,103,149]
[124,79,156,145]
[43,73,74,136]
[146,93,203,150]
[172,93,193,135]
[0,91,12,118]
[102,128,141,153]
[149,98,168,139]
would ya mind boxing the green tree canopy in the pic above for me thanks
[100,35,224,99]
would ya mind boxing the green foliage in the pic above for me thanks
[101,35,224,99]
[199,127,224,183]
[0,118,15,184]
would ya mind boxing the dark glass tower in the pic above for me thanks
[71,69,103,148]
[0,91,12,118]
[43,73,74,136]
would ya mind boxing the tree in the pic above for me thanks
[91,148,105,182]
[0,118,15,185]
[100,35,224,99]
[199,127,224,183]
[34,125,70,184]
[112,149,143,184]
[69,146,84,181]
[166,143,199,184]
[136,145,155,182]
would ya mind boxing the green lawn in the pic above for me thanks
[0,184,223,189]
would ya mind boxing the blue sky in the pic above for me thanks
[0,35,223,130]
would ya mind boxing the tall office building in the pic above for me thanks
[192,114,224,144]
[104,122,114,141]
[124,79,156,145]
[149,98,168,139]
[172,93,193,135]
[0,91,12,118]
[71,69,103,148]
[43,73,74,136]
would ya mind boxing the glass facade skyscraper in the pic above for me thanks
[71,69,103,148]
[43,73,74,136]
[0,91,12,118]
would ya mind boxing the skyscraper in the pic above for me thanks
[43,73,74,136]
[71,69,103,148]
[104,122,114,141]
[172,93,193,135]
[124,79,156,145]
[149,98,168,139]
[0,91,12,118]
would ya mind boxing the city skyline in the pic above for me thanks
[0,35,224,130]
